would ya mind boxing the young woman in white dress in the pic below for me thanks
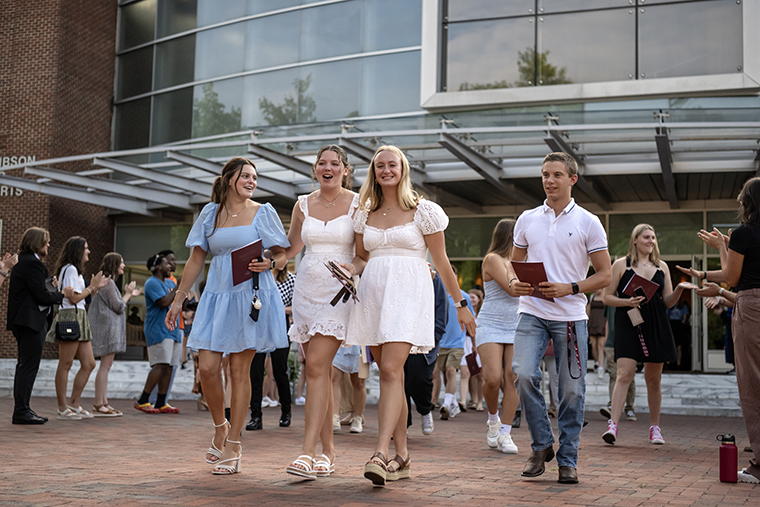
[281,145,359,480]
[343,145,476,486]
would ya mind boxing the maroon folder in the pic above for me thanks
[231,239,262,286]
[622,273,659,302]
[511,261,555,302]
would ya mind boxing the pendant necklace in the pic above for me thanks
[319,190,342,208]
[230,203,247,218]
[382,204,399,216]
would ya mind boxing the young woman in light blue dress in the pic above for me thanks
[166,157,289,475]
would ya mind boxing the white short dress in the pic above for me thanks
[346,199,449,354]
[289,193,359,344]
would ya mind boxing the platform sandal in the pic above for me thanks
[286,454,317,480]
[386,454,411,481]
[206,420,229,464]
[212,439,241,475]
[364,452,388,486]
[314,454,335,477]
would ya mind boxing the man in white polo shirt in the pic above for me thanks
[511,152,611,484]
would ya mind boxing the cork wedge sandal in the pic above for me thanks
[364,452,388,486]
[386,454,411,481]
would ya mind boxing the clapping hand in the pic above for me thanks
[704,296,722,310]
[675,265,702,279]
[697,227,730,251]
[125,280,142,297]
[1,253,18,271]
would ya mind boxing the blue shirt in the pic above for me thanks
[144,276,182,346]
[439,290,475,349]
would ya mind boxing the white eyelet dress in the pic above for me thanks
[289,193,359,344]
[346,199,449,354]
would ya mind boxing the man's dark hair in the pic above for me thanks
[158,249,174,257]
[18,227,49,256]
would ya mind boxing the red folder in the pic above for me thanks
[231,239,262,286]
[511,261,555,302]
[622,273,659,302]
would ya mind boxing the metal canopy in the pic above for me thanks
[2,119,758,215]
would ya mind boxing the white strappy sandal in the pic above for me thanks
[314,454,335,477]
[206,420,229,464]
[286,454,317,480]
[212,439,242,475]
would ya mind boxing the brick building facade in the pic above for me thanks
[0,1,118,359]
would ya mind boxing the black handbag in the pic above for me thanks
[55,308,81,342]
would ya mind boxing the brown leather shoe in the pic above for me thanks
[558,466,579,484]
[521,446,555,477]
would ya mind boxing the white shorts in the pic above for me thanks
[147,339,182,367]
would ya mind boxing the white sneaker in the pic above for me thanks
[497,433,518,454]
[333,413,340,432]
[449,401,461,419]
[57,408,82,420]
[486,418,501,448]
[261,396,273,408]
[597,368,604,380]
[738,469,760,483]
[269,399,279,408]
[68,405,93,419]
[421,413,434,435]
[349,415,363,433]
[294,396,306,406]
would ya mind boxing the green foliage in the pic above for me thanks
[192,83,242,138]
[258,74,316,126]
[515,47,571,87]
[458,80,511,91]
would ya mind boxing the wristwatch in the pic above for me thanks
[571,282,580,295]
[455,299,468,308]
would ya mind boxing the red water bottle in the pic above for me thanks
[717,434,737,483]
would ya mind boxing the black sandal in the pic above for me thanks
[364,452,388,486]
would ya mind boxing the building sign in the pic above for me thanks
[1,155,36,167]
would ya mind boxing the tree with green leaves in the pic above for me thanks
[456,48,571,90]
[258,74,316,126]
[192,83,242,138]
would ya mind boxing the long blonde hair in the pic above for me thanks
[626,223,660,267]
[358,145,419,212]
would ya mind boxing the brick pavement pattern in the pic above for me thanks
[0,397,756,506]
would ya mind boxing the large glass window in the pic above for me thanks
[114,98,151,150]
[192,79,243,138]
[116,224,193,264]
[117,47,153,100]
[156,0,197,38]
[538,0,630,12]
[244,12,300,71]
[151,89,194,145]
[119,0,157,50]
[248,0,300,16]
[639,0,743,79]
[195,24,246,80]
[197,0,246,27]
[243,68,300,127]
[300,1,361,61]
[608,213,703,257]
[447,17,535,91]
[154,35,196,89]
[363,0,422,52]
[361,51,421,116]
[300,60,361,121]
[448,0,533,21]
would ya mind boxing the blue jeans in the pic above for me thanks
[513,313,587,468]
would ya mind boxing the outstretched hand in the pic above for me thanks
[697,228,730,251]
[675,265,702,279]
[704,296,722,310]
[696,281,721,298]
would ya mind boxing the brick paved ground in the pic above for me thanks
[1,397,756,506]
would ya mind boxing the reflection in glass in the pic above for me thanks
[197,0,246,27]
[195,23,246,80]
[243,69,300,127]
[447,18,535,91]
[363,0,422,52]
[609,213,703,257]
[248,0,300,16]
[155,35,196,89]
[639,0,742,79]
[300,1,361,61]
[446,217,503,258]
[448,0,533,21]
[152,88,194,145]
[116,225,193,264]
[192,79,243,138]
[119,0,157,50]
[245,12,300,70]
[361,52,421,116]
[299,60,361,121]
[538,0,629,13]
[156,0,197,38]
[114,98,151,150]
[538,8,634,85]
[117,47,153,100]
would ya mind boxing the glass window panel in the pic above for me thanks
[608,213,703,257]
[156,0,197,37]
[248,0,300,15]
[195,24,246,80]
[243,69,300,127]
[363,0,421,52]
[197,0,246,27]
[447,18,535,91]
[245,12,300,70]
[445,217,503,258]
[300,2,361,61]
[192,79,243,138]
[538,0,631,13]
[361,51,421,116]
[154,35,196,89]
[299,60,361,121]
[119,0,157,50]
[538,8,635,85]
[707,211,740,232]
[151,88,194,145]
[116,47,153,100]
[116,224,193,264]
[448,0,533,21]
[114,98,151,150]
[639,0,742,79]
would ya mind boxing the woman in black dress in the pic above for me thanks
[601,224,693,446]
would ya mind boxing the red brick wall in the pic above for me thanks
[0,0,117,359]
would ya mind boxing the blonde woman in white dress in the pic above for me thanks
[344,145,476,486]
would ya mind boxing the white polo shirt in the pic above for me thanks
[513,198,607,322]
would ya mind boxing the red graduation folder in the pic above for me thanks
[622,273,659,302]
[231,239,262,286]
[511,261,555,302]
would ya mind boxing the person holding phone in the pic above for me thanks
[601,224,693,446]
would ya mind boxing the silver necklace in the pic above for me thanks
[319,190,342,208]
[382,204,399,216]
[229,203,247,218]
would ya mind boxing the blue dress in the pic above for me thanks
[186,202,290,354]
[475,279,520,347]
